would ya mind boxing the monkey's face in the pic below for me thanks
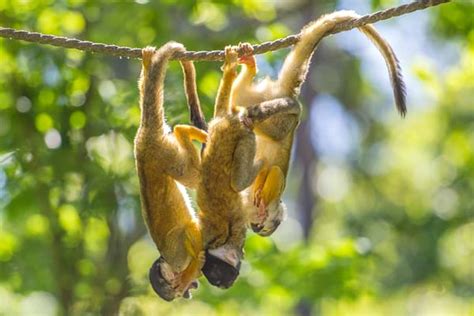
[202,245,242,289]
[149,257,199,301]
[250,200,287,237]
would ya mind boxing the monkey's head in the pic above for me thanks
[250,200,287,237]
[202,246,242,289]
[149,257,199,301]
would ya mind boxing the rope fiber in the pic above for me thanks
[0,0,450,61]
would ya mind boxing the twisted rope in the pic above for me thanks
[0,0,450,61]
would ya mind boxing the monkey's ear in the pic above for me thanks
[149,257,176,301]
[202,251,241,289]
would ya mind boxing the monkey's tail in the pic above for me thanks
[357,25,406,116]
[277,10,358,96]
[140,42,185,133]
[278,10,406,116]
[181,61,208,131]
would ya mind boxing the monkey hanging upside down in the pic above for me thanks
[135,42,208,301]
[136,9,408,296]
[230,10,406,236]
[197,46,300,288]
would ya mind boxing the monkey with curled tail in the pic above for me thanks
[135,42,208,301]
[228,10,407,236]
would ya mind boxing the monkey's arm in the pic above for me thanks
[256,166,285,205]
[174,124,208,144]
[255,166,284,202]
[247,97,301,141]
[167,124,207,188]
[231,134,263,192]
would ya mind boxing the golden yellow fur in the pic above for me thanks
[232,10,406,235]
[197,46,261,256]
[135,43,207,299]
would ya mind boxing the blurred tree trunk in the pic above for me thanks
[293,2,331,315]
[295,85,318,242]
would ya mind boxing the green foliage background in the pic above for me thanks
[0,0,472,315]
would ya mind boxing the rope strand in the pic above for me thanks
[0,0,450,61]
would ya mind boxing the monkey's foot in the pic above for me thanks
[223,46,239,73]
[141,46,156,69]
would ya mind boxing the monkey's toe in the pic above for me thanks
[238,42,254,54]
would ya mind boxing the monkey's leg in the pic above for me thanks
[138,47,154,95]
[248,97,301,141]
[231,134,263,192]
[140,43,185,131]
[214,46,238,118]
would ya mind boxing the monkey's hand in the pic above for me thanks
[237,107,254,130]
[159,262,181,291]
[253,188,267,222]
[167,222,203,297]
[169,273,181,291]
[174,250,204,297]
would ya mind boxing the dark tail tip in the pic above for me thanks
[393,57,407,118]
[191,110,208,131]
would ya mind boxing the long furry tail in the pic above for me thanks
[181,60,208,131]
[278,10,358,96]
[278,10,406,116]
[139,42,185,132]
[358,25,406,116]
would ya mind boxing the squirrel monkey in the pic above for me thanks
[197,46,260,289]
[230,10,407,236]
[197,46,295,288]
[135,42,208,301]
